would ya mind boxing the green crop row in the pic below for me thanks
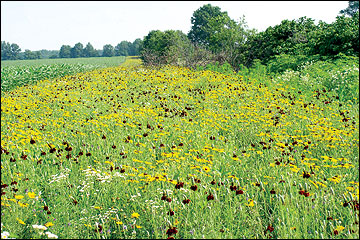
[1,56,126,92]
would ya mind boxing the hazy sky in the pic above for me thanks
[1,1,349,51]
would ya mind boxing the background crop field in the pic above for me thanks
[1,57,359,239]
[1,56,126,92]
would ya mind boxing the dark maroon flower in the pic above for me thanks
[175,182,184,189]
[161,195,167,201]
[302,172,311,178]
[94,224,103,233]
[65,146,72,151]
[190,185,198,191]
[211,180,216,185]
[166,227,178,236]
[270,189,276,194]
[167,210,175,216]
[166,197,172,202]
[207,194,214,201]
[267,225,274,232]
[183,199,190,204]
[299,190,305,195]
[30,139,36,144]
[236,190,244,195]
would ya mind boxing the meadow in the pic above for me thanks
[0,57,359,239]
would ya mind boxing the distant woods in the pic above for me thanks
[140,1,359,70]
[2,1,359,67]
[1,39,143,60]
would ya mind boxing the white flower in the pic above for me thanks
[32,225,47,230]
[1,231,10,239]
[45,232,58,239]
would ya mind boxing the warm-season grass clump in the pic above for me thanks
[1,62,358,239]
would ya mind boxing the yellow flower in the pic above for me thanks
[135,225,142,228]
[202,166,210,172]
[246,199,255,207]
[15,195,24,200]
[18,202,28,207]
[335,226,345,232]
[45,222,54,227]
[131,212,140,218]
[16,218,25,225]
[116,221,123,225]
[28,192,36,199]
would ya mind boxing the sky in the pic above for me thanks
[1,1,349,51]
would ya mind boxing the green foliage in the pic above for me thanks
[23,50,41,60]
[272,53,359,103]
[197,61,234,75]
[141,30,191,65]
[59,45,71,58]
[115,41,131,56]
[240,17,318,67]
[102,44,115,57]
[71,42,84,58]
[188,4,226,46]
[266,54,324,74]
[83,42,99,58]
[309,12,359,57]
[339,1,359,17]
[1,41,21,60]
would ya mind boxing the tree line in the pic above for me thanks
[1,38,143,60]
[2,1,358,69]
[140,1,359,70]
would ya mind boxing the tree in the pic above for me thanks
[71,42,84,58]
[310,11,359,57]
[188,4,226,47]
[131,38,143,56]
[141,29,191,65]
[339,1,359,17]
[1,41,11,60]
[102,44,115,57]
[59,45,71,58]
[83,42,98,57]
[115,41,131,56]
[206,14,254,67]
[240,16,317,67]
[2,42,22,60]
[24,49,37,59]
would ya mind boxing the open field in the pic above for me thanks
[1,56,127,92]
[1,58,359,239]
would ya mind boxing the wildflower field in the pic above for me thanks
[1,57,359,239]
